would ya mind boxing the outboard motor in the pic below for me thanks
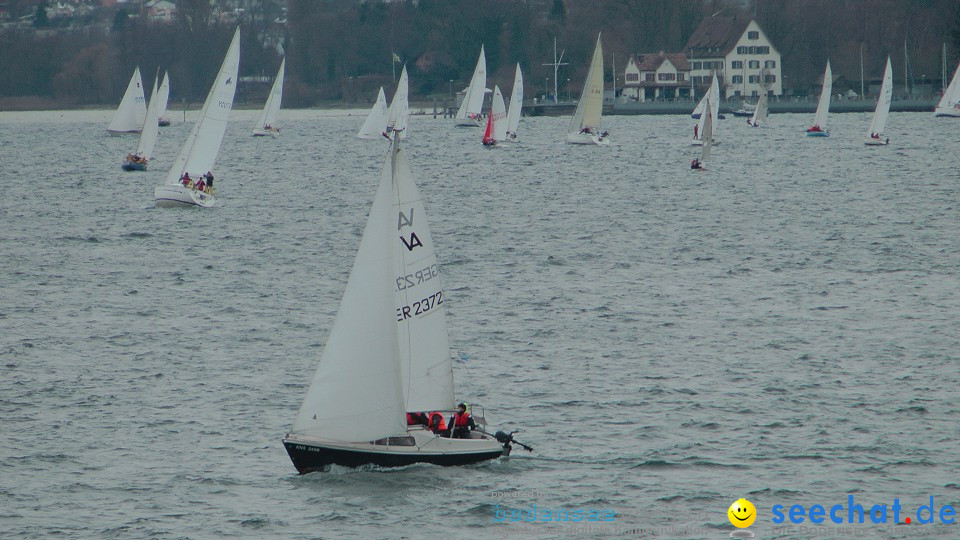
[494,430,533,455]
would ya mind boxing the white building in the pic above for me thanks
[684,15,782,100]
[622,52,691,102]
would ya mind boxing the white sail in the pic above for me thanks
[292,148,408,442]
[708,74,720,137]
[108,67,147,134]
[255,59,285,130]
[156,71,170,123]
[935,61,960,116]
[811,61,832,129]
[505,63,523,136]
[455,46,487,123]
[358,87,389,139]
[163,28,240,185]
[692,92,707,119]
[750,92,768,126]
[487,85,508,142]
[568,34,604,134]
[866,57,893,138]
[135,78,161,158]
[701,97,713,164]
[386,66,409,139]
[392,142,455,412]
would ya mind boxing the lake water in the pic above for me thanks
[2,108,959,539]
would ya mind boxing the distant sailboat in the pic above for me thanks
[281,136,517,473]
[157,71,171,126]
[691,72,724,120]
[253,59,285,137]
[107,67,147,136]
[384,65,409,140]
[482,85,507,146]
[934,61,960,118]
[807,60,832,136]
[691,74,719,145]
[358,87,389,139]
[121,77,161,171]
[865,57,893,145]
[154,28,240,208]
[504,64,523,141]
[748,92,768,127]
[455,46,487,127]
[691,97,713,171]
[566,34,609,145]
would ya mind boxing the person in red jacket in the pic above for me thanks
[449,403,476,439]
[427,411,447,435]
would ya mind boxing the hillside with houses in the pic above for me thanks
[0,0,958,109]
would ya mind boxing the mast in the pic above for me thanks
[542,37,567,104]
[944,43,948,94]
[904,40,909,97]
[860,43,866,99]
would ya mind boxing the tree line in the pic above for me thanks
[1,0,958,109]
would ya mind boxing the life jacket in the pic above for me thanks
[453,411,471,428]
[406,413,420,425]
[427,412,446,431]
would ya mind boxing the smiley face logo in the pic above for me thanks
[727,498,756,528]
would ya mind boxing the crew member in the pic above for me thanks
[449,403,476,439]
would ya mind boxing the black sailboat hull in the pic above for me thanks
[283,440,506,473]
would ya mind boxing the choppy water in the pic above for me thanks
[2,108,960,539]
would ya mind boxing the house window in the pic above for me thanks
[759,46,770,54]
[731,61,743,69]
[765,60,776,69]
[692,76,702,85]
[645,73,655,81]
[658,73,676,81]
[692,61,702,70]
[749,60,760,69]
[626,73,639,82]
[732,75,743,84]
[748,31,759,40]
[677,73,685,81]
[748,75,759,83]
[737,46,746,54]
[765,74,777,83]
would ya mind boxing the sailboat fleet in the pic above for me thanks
[100,30,934,472]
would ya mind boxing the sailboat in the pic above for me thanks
[504,64,524,141]
[157,71,171,126]
[121,76,161,171]
[691,97,713,171]
[482,85,507,146]
[566,34,609,145]
[107,67,147,136]
[807,60,832,136]
[455,46,487,127]
[865,57,893,145]
[154,28,240,209]
[383,65,409,140]
[358,87,389,139]
[748,92,768,127]
[691,74,719,145]
[282,137,514,472]
[934,61,960,117]
[253,59,285,137]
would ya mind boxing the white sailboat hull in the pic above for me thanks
[864,137,889,146]
[283,426,506,473]
[154,185,216,208]
[934,106,960,118]
[455,116,483,127]
[252,128,280,137]
[566,132,610,145]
